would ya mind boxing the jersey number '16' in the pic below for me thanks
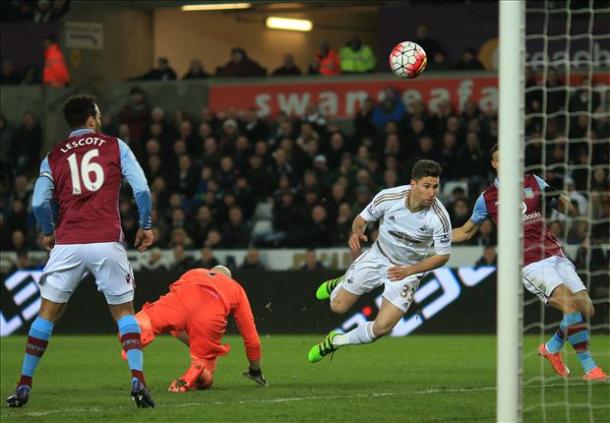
[66,149,105,194]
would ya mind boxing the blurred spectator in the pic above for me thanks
[193,246,220,268]
[544,68,567,114]
[308,40,341,76]
[412,24,444,60]
[0,114,12,166]
[21,64,41,84]
[476,219,496,246]
[182,59,209,79]
[42,35,69,86]
[354,97,376,139]
[271,54,302,76]
[140,248,170,270]
[170,244,194,273]
[339,36,376,73]
[10,112,42,173]
[332,202,353,246]
[372,88,405,131]
[222,206,250,248]
[33,0,52,22]
[449,198,471,228]
[119,87,150,156]
[216,47,265,77]
[454,48,484,71]
[301,205,331,247]
[51,0,70,19]
[475,246,497,268]
[136,57,177,81]
[1,61,21,84]
[240,247,266,270]
[300,248,326,271]
[430,51,452,71]
[175,155,199,197]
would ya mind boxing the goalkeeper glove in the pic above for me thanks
[168,378,197,393]
[242,367,268,387]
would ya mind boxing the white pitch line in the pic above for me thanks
[6,382,608,419]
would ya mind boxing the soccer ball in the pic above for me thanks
[389,41,427,79]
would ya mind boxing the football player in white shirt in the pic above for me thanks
[308,160,452,363]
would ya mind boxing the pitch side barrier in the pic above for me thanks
[3,267,607,336]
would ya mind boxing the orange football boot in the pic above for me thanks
[538,343,570,378]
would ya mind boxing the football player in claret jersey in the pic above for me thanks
[309,160,452,363]
[452,144,607,381]
[6,96,157,408]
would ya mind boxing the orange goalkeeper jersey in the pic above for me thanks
[169,268,261,361]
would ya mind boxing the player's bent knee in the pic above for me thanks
[330,301,349,314]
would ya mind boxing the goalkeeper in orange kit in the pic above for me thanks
[123,265,266,392]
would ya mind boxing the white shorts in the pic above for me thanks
[522,255,586,304]
[338,243,422,313]
[39,242,135,305]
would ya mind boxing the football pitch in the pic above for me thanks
[1,335,608,422]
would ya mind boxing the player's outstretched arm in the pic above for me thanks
[452,220,481,243]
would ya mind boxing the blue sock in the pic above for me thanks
[20,317,54,387]
[545,315,569,354]
[117,315,145,384]
[563,312,597,373]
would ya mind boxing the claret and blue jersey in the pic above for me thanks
[32,128,151,244]
[469,174,565,266]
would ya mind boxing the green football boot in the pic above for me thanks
[315,276,344,300]
[308,331,340,363]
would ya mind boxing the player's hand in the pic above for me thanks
[168,378,196,393]
[388,265,413,281]
[42,234,55,251]
[348,232,368,252]
[134,228,154,252]
[242,367,268,387]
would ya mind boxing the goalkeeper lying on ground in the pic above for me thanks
[122,265,267,392]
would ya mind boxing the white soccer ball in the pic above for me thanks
[388,41,427,79]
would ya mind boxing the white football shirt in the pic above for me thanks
[359,185,452,265]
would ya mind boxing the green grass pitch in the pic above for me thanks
[1,335,608,422]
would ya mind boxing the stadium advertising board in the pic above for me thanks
[209,72,608,119]
[2,267,498,336]
[210,76,499,118]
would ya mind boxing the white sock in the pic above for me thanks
[333,322,376,346]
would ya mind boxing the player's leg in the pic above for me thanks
[171,301,228,392]
[553,258,606,380]
[7,245,85,407]
[523,259,572,377]
[88,242,154,407]
[316,248,376,303]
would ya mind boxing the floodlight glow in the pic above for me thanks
[182,3,251,11]
[265,17,313,32]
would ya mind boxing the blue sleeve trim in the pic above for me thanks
[118,139,152,229]
[32,176,55,235]
[534,174,549,190]
[39,156,53,182]
[470,194,488,224]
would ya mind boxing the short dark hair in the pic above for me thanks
[490,143,499,157]
[63,95,97,129]
[411,159,442,181]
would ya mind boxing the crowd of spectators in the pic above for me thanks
[127,25,488,82]
[1,71,608,276]
[1,0,70,22]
